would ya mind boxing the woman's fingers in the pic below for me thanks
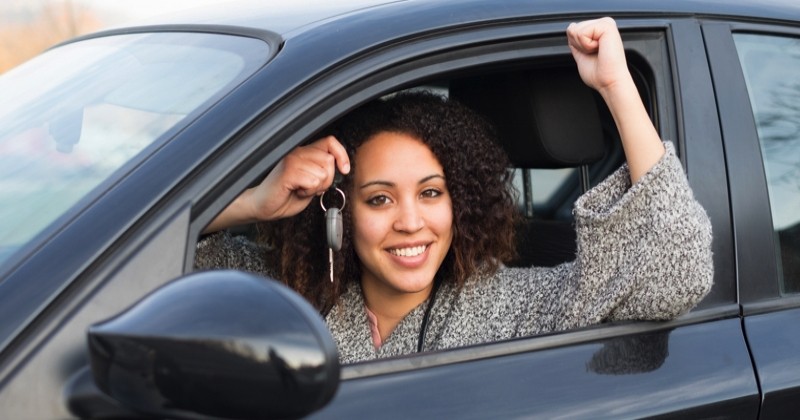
[567,17,629,92]
[567,20,601,54]
[567,17,617,51]
[204,136,350,230]
[310,135,351,175]
[281,149,331,196]
[247,135,350,220]
[287,136,350,197]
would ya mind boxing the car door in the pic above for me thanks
[191,17,755,418]
[705,19,800,418]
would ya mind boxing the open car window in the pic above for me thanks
[194,42,694,365]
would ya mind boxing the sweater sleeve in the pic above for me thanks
[194,231,279,279]
[436,143,712,346]
[553,141,713,327]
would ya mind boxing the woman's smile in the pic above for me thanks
[388,244,427,258]
[386,243,431,270]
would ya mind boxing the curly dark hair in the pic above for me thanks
[260,91,519,313]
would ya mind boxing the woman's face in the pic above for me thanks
[351,131,453,299]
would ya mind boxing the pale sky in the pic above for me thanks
[0,0,235,27]
[78,0,236,24]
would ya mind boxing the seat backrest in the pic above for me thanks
[451,67,607,168]
[450,66,609,267]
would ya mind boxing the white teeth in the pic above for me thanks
[389,245,427,257]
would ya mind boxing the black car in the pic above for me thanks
[1,0,799,418]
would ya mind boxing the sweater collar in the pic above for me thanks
[326,280,460,363]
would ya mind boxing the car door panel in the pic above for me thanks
[745,308,800,418]
[0,207,190,419]
[316,319,758,418]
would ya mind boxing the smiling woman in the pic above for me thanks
[195,18,714,364]
[350,132,455,343]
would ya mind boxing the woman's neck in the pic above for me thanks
[360,278,433,342]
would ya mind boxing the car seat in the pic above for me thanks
[450,66,610,267]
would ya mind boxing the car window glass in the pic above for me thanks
[512,167,577,218]
[0,32,269,267]
[734,33,800,294]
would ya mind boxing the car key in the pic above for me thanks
[321,187,345,283]
[326,206,342,282]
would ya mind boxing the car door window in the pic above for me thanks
[734,33,800,294]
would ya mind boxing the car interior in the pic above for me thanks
[448,64,627,268]
[225,57,652,293]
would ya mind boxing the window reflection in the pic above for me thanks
[734,33,800,294]
[587,331,670,375]
[0,32,269,268]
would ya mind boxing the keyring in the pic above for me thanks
[320,187,346,212]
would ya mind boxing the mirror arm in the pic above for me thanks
[64,365,141,419]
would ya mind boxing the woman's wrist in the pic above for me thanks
[203,188,258,234]
[596,73,637,110]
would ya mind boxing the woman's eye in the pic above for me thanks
[421,188,442,199]
[366,195,390,206]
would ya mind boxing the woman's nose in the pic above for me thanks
[393,201,424,233]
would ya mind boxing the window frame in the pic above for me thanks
[705,20,800,311]
[188,17,738,374]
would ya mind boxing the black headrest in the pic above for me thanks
[451,67,607,168]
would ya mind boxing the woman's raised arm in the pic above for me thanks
[567,17,665,184]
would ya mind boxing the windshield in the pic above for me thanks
[0,32,270,266]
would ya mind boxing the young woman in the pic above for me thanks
[196,18,713,363]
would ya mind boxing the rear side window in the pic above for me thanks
[734,33,800,294]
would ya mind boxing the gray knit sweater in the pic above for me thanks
[195,143,713,364]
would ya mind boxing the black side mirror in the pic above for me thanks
[87,270,340,419]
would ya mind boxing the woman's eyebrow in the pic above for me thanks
[419,174,445,184]
[359,174,445,189]
[359,180,394,189]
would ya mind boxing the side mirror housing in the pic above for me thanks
[88,270,339,419]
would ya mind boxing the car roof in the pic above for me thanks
[79,0,800,45]
[121,0,407,36]
[111,0,800,35]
